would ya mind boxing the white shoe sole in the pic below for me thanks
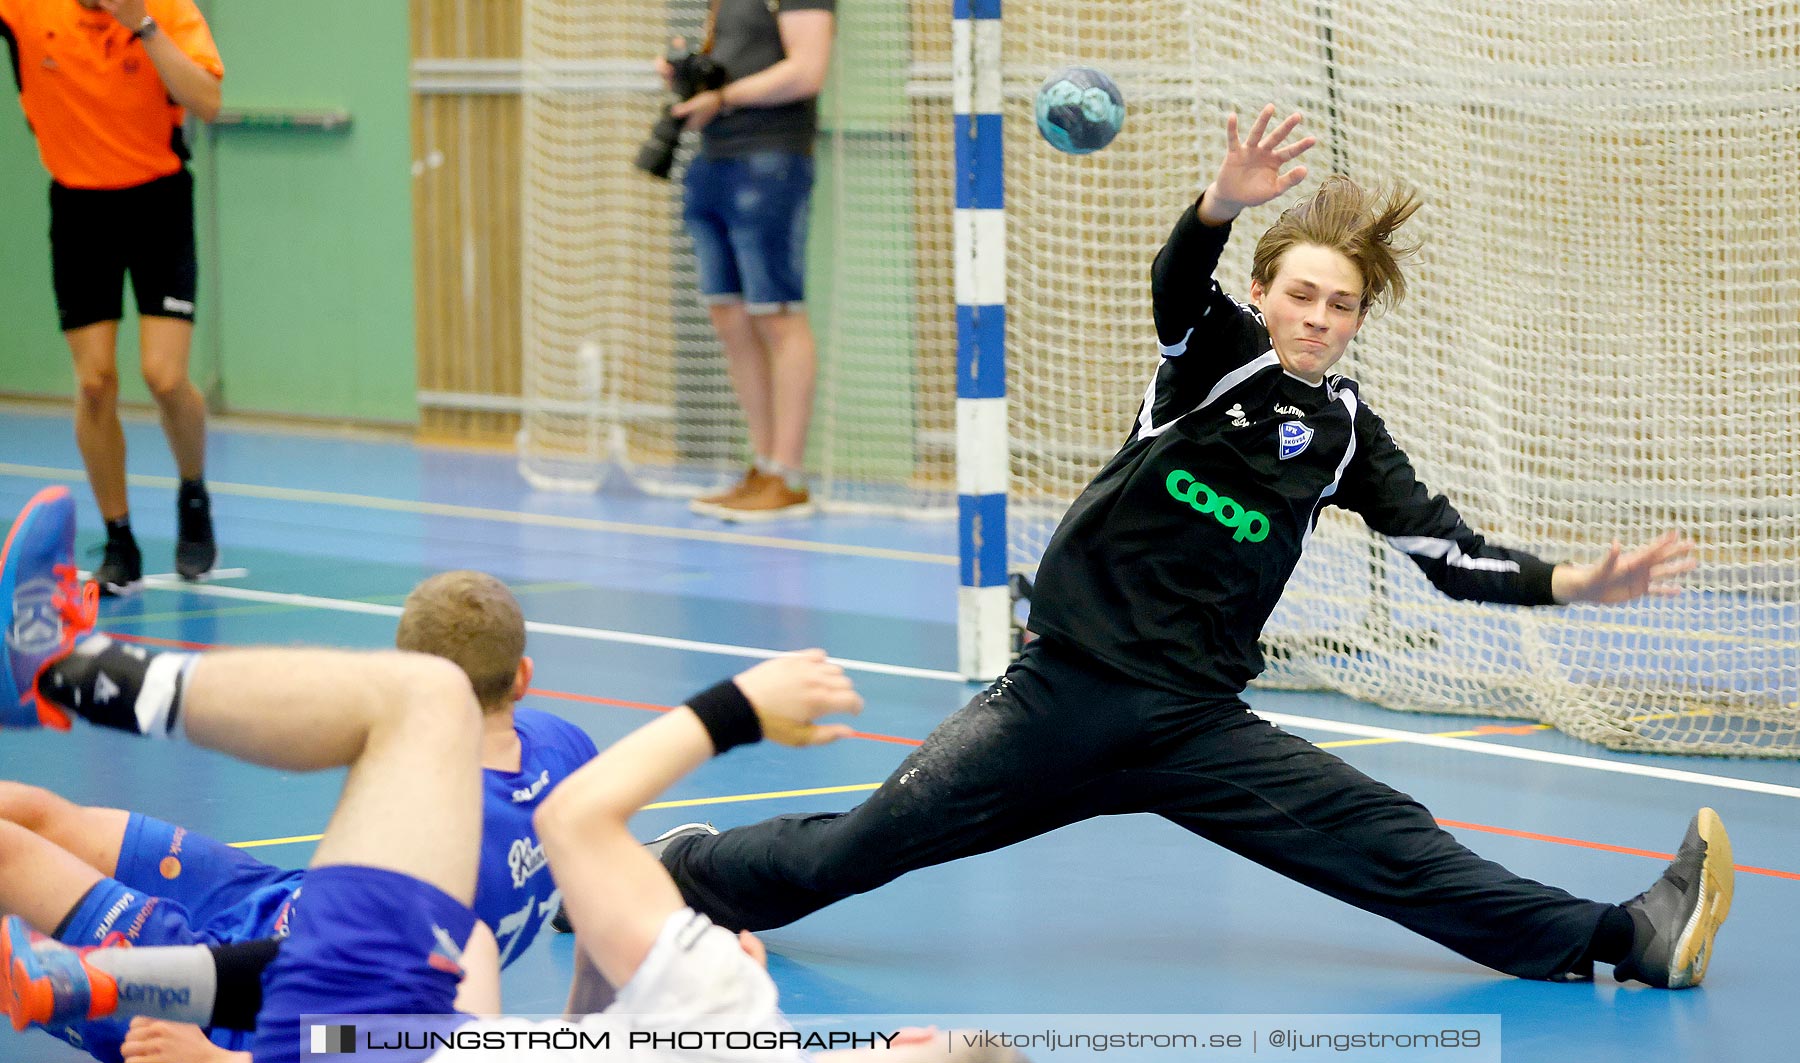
[98,578,143,599]
[710,502,817,524]
[644,822,718,861]
[175,550,223,582]
[1667,807,1734,987]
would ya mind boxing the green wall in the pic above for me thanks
[0,1,416,424]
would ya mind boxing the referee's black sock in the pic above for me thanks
[103,515,135,545]
[35,635,196,738]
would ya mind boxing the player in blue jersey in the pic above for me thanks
[0,545,595,1062]
[1,490,1014,1063]
[392,570,599,970]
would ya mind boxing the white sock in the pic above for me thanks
[86,944,218,1025]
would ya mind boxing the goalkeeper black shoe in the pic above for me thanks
[1613,807,1733,988]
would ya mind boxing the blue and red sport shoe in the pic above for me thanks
[0,915,121,1032]
[1,486,98,729]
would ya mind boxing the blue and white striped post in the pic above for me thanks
[953,0,1009,679]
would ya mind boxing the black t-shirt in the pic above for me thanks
[1027,199,1558,698]
[701,0,834,158]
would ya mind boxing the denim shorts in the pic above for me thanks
[682,151,814,314]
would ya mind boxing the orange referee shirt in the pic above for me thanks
[0,0,223,190]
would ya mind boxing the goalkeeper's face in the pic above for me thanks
[1248,243,1368,384]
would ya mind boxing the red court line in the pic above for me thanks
[102,633,1800,881]
[111,632,214,651]
[1436,818,1799,881]
[107,636,924,747]
[526,686,925,747]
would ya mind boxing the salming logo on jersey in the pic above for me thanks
[511,769,551,803]
[1165,471,1270,543]
[92,892,136,940]
[508,836,548,888]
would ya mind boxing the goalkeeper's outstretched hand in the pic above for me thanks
[1200,104,1318,225]
[1552,530,1698,605]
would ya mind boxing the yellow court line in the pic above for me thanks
[228,783,884,850]
[1311,708,1725,750]
[0,462,954,566]
[1317,724,1552,750]
[232,833,325,850]
[645,783,881,810]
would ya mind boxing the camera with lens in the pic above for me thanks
[635,49,727,180]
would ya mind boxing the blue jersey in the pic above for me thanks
[474,707,598,967]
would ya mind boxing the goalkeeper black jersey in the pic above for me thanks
[1027,198,1558,697]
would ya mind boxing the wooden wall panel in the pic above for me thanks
[411,0,523,444]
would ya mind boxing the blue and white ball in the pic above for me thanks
[1034,66,1126,155]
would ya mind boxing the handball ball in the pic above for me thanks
[1034,66,1125,155]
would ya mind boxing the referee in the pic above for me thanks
[660,106,1732,990]
[2,0,223,594]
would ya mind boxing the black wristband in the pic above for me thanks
[685,678,762,754]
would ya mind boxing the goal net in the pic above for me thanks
[520,0,1800,754]
[1004,0,1799,755]
[518,0,958,513]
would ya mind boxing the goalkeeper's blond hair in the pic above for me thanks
[1252,176,1421,313]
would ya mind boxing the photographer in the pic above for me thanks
[654,0,835,522]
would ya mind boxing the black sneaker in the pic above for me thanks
[550,823,718,934]
[1614,807,1734,988]
[174,483,217,581]
[646,822,717,864]
[92,536,143,598]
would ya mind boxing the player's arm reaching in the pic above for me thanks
[1144,105,1317,430]
[534,650,861,992]
[1334,403,1696,605]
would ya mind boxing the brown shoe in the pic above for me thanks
[689,467,762,515]
[711,475,815,522]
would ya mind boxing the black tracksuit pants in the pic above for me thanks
[662,636,1610,980]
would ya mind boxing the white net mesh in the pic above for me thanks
[520,0,1799,754]
[1004,0,1800,754]
[518,0,957,512]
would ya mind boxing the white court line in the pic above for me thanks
[137,578,968,683]
[85,567,251,585]
[135,580,1800,799]
[0,462,954,566]
[1255,712,1800,800]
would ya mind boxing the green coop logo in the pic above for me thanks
[1164,471,1270,543]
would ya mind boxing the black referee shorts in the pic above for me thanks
[48,168,198,332]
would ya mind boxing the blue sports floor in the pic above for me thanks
[2,405,1796,1062]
